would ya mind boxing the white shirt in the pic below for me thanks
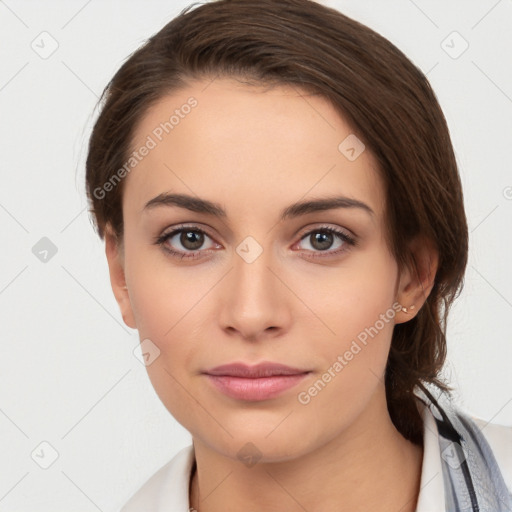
[119,399,512,511]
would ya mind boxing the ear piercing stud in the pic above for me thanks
[401,304,415,313]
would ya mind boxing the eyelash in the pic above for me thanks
[153,224,357,261]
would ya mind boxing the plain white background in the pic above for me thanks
[1,0,511,510]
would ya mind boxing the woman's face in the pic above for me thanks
[108,77,412,462]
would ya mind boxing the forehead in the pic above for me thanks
[125,78,385,224]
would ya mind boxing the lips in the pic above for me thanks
[204,362,310,378]
[203,362,311,401]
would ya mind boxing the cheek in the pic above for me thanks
[296,245,398,344]
[297,247,398,394]
[124,239,205,339]
[129,287,205,429]
[122,243,215,421]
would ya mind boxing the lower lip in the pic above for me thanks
[205,373,310,401]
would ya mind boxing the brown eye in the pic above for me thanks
[155,225,220,260]
[295,226,357,259]
[309,231,335,251]
[179,230,205,250]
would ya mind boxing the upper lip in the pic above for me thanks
[204,362,310,378]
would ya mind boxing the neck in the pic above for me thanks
[189,391,423,512]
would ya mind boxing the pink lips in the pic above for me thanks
[203,362,311,401]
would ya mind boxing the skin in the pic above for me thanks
[105,78,438,512]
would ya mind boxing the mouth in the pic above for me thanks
[202,362,312,401]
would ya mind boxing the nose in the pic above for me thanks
[217,243,292,342]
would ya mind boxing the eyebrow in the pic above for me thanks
[143,192,374,220]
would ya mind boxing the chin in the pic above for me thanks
[197,420,317,465]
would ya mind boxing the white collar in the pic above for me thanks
[121,399,445,511]
[415,397,446,511]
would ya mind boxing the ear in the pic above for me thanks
[104,225,137,330]
[395,235,438,324]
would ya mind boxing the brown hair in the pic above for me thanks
[85,0,468,445]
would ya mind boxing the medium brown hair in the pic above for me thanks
[85,0,468,444]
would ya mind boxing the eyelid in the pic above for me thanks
[155,222,217,241]
[154,223,220,249]
[292,224,357,257]
[295,223,354,241]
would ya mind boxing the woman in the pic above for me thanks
[85,0,512,510]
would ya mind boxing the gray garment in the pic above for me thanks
[416,387,512,512]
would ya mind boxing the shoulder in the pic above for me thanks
[119,444,195,512]
[414,390,512,495]
[470,415,512,489]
